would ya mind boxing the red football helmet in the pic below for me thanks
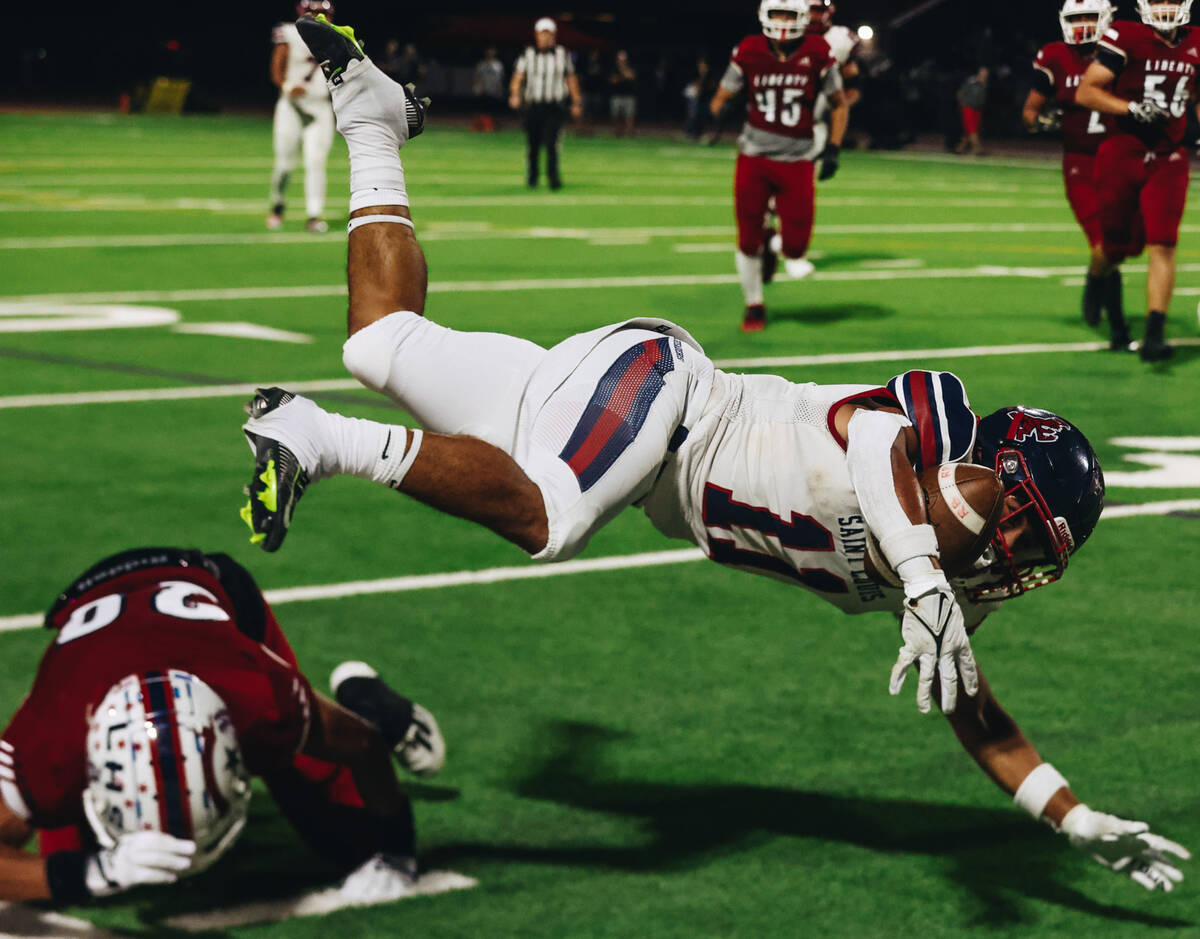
[297,0,334,18]
[807,0,836,33]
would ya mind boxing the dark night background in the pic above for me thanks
[4,2,1151,140]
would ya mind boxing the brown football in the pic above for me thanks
[865,463,1005,584]
[920,462,1006,577]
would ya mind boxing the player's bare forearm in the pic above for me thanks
[1077,63,1126,115]
[710,87,734,119]
[270,44,289,90]
[1022,89,1048,130]
[0,794,52,900]
[943,671,1079,827]
[304,693,408,820]
[830,96,850,148]
[347,205,426,335]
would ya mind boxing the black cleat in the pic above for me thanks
[295,14,431,138]
[240,388,310,553]
[295,14,365,86]
[1139,311,1174,362]
[331,662,446,775]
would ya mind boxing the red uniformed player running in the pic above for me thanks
[0,548,445,905]
[1077,0,1200,360]
[1023,1,1121,332]
[709,0,848,332]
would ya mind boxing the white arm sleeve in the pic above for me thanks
[845,409,939,572]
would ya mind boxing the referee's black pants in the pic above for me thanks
[523,103,566,188]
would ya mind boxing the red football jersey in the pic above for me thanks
[1033,41,1108,155]
[1097,20,1200,150]
[729,33,836,139]
[0,564,312,829]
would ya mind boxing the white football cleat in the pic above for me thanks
[783,257,816,280]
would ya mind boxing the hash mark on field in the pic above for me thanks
[2,499,1197,635]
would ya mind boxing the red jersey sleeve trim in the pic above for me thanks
[826,387,898,450]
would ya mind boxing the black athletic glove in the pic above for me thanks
[819,143,840,181]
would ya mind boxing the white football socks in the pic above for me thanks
[246,396,423,490]
[735,251,765,306]
[328,57,411,213]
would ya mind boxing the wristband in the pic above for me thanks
[1013,762,1069,822]
[880,523,940,571]
[824,142,840,157]
[45,850,91,904]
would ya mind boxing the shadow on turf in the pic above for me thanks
[423,722,1193,931]
[86,782,464,937]
[768,303,894,326]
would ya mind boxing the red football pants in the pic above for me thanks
[1062,152,1102,246]
[734,152,816,259]
[1096,135,1190,261]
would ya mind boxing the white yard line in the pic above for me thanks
[0,221,1112,250]
[5,336,1200,411]
[2,499,1195,635]
[0,263,1118,307]
[0,194,1071,213]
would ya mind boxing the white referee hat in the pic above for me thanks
[534,16,557,33]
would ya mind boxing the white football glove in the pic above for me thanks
[889,572,979,714]
[1128,99,1170,123]
[397,702,445,776]
[1060,805,1190,892]
[85,831,197,898]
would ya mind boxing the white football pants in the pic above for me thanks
[341,312,715,562]
[270,94,335,219]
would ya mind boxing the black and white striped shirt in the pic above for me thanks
[515,45,574,104]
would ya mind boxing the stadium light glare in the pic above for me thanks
[857,24,875,40]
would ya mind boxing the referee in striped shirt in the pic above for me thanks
[508,17,583,189]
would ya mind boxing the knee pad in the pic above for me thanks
[342,311,424,395]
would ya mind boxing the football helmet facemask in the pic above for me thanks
[969,407,1104,602]
[1136,0,1192,30]
[83,671,252,876]
[1060,0,1114,44]
[760,0,811,41]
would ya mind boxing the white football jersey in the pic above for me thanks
[273,22,331,102]
[813,26,857,127]
[642,369,999,627]
[824,25,858,66]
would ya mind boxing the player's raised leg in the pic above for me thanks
[242,15,549,555]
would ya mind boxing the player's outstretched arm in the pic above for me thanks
[0,799,194,903]
[945,672,1190,892]
[837,402,978,715]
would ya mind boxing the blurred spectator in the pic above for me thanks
[683,57,715,141]
[608,50,637,137]
[509,17,583,189]
[381,40,425,88]
[473,46,506,126]
[955,66,989,155]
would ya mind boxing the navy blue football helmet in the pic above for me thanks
[970,406,1104,601]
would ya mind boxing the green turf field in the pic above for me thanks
[0,112,1197,937]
